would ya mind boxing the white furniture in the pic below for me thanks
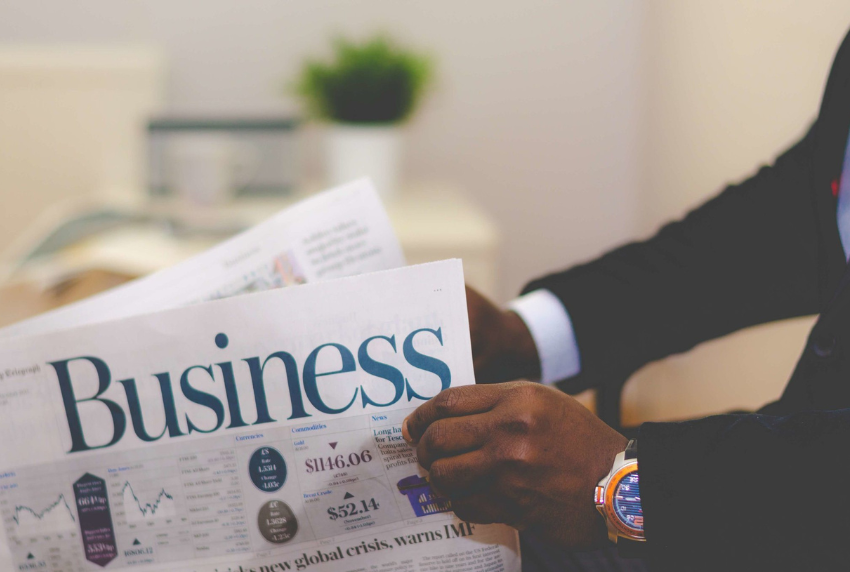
[387,183,498,298]
[0,46,165,261]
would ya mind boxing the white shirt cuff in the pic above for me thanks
[508,289,581,385]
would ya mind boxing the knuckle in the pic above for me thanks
[510,381,540,401]
[423,421,446,451]
[434,389,462,416]
[496,440,533,467]
[509,441,534,466]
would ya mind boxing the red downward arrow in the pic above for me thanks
[329,442,338,449]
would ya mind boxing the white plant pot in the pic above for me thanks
[326,124,401,201]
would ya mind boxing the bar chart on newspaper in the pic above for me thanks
[0,407,471,570]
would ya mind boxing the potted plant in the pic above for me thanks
[295,35,433,200]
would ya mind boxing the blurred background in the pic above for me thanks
[2,0,850,426]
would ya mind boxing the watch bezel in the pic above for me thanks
[602,460,645,541]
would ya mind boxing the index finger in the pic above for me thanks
[403,384,504,444]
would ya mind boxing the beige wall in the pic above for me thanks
[641,0,850,226]
[623,1,850,423]
[0,48,165,257]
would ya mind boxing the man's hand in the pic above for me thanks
[402,381,627,549]
[466,286,540,383]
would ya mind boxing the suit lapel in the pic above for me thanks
[812,33,850,306]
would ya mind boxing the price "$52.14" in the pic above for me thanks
[327,498,380,521]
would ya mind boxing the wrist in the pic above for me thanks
[507,290,581,385]
[501,310,542,380]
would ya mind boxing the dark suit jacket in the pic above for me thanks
[523,31,850,570]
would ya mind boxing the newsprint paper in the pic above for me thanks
[0,179,406,340]
[0,192,521,572]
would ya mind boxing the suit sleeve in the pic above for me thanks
[523,124,827,392]
[639,410,850,570]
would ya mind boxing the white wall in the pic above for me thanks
[622,1,850,423]
[0,0,644,302]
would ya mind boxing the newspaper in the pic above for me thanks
[0,184,521,572]
[0,260,520,572]
[0,179,405,339]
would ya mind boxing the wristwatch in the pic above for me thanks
[594,439,645,557]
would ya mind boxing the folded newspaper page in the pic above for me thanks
[0,260,521,572]
[0,179,405,339]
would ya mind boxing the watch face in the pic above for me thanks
[613,471,643,532]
